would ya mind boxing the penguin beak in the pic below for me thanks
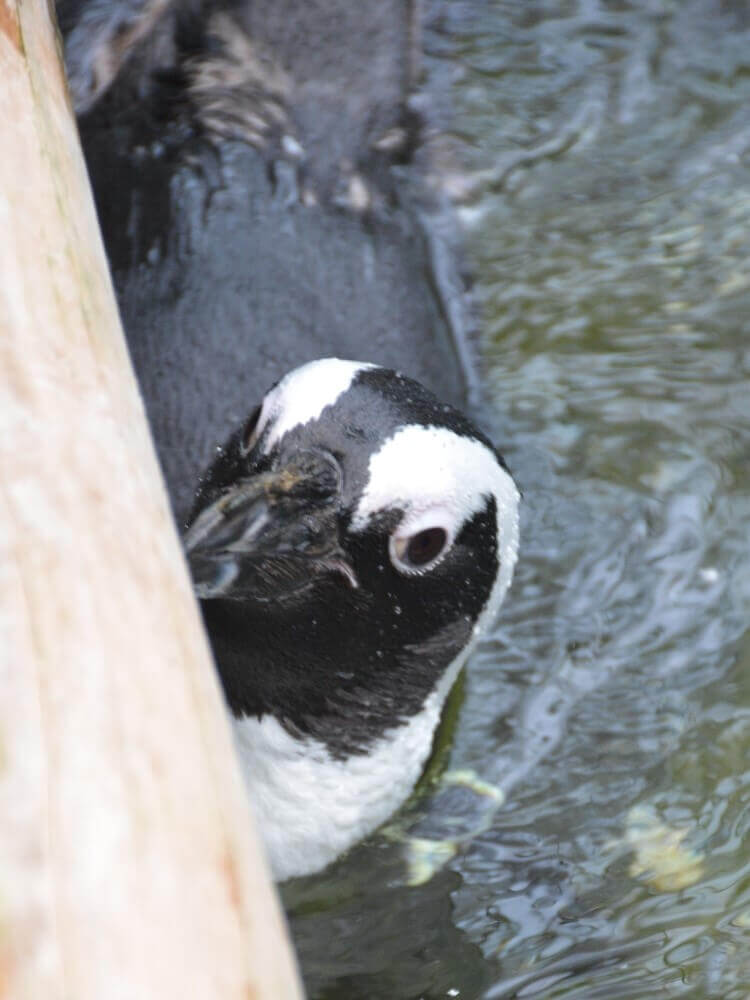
[183,450,358,600]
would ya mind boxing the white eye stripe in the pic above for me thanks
[353,423,520,615]
[249,358,375,455]
[351,425,514,534]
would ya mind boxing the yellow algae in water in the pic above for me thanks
[625,805,704,892]
[404,837,458,887]
[442,769,506,803]
[399,771,505,886]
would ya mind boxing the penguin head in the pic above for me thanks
[184,359,520,754]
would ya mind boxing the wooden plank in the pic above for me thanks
[0,2,303,996]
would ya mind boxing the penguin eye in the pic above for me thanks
[240,404,263,455]
[391,527,449,574]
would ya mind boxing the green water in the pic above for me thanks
[285,3,750,996]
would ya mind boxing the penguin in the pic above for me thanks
[59,0,520,877]
[184,358,519,879]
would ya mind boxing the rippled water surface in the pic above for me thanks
[285,3,750,996]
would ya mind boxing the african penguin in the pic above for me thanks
[60,0,519,880]
[185,358,520,880]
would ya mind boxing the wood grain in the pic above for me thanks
[0,2,303,996]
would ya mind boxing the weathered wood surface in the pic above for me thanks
[0,1,303,996]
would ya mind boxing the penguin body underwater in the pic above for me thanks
[60,0,520,878]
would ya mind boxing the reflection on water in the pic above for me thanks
[286,2,750,996]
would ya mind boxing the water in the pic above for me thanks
[284,3,750,996]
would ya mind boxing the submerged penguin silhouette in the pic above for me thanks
[60,0,520,878]
[184,359,519,880]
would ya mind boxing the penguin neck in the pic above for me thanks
[200,594,473,759]
[230,653,468,880]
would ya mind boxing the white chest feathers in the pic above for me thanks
[231,654,466,881]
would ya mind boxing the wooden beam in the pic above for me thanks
[0,2,303,997]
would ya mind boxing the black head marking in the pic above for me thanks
[186,361,517,757]
[202,495,500,758]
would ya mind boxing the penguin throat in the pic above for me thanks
[199,596,473,759]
